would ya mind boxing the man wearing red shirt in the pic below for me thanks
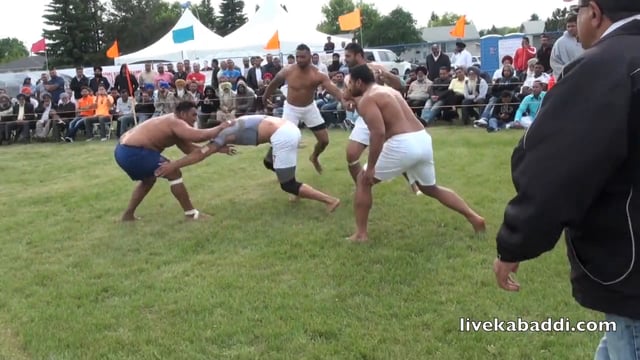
[187,62,206,93]
[513,36,537,76]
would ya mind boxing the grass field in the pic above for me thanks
[0,127,605,359]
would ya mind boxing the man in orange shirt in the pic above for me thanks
[513,36,537,77]
[84,85,114,141]
[64,86,95,142]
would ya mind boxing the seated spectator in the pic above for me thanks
[0,94,14,144]
[475,64,520,127]
[198,86,220,128]
[217,81,236,122]
[115,90,133,136]
[34,93,54,140]
[120,91,155,135]
[9,93,36,143]
[519,62,550,99]
[406,66,431,115]
[84,85,113,141]
[52,93,76,141]
[461,68,489,125]
[174,79,194,102]
[493,56,514,81]
[317,71,346,125]
[154,81,176,116]
[420,66,451,124]
[187,82,201,100]
[510,81,546,129]
[64,86,95,142]
[486,91,518,132]
[234,80,256,117]
[447,67,467,106]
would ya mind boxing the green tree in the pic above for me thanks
[317,0,381,45]
[0,38,29,65]
[104,0,181,57]
[366,7,421,49]
[193,0,217,30]
[42,0,106,67]
[427,12,468,27]
[545,7,570,32]
[479,25,521,37]
[530,13,540,21]
[216,0,247,36]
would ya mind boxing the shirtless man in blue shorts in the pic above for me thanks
[155,115,341,213]
[114,101,234,221]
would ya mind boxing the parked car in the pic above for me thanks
[321,48,413,76]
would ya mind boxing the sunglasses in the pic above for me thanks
[569,0,589,14]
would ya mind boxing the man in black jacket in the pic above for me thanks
[494,1,640,359]
[425,44,451,81]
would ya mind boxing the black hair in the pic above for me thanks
[287,54,294,60]
[439,66,450,72]
[566,14,578,23]
[349,64,375,85]
[522,36,529,42]
[175,100,197,113]
[501,90,512,98]
[344,42,364,57]
[296,43,310,52]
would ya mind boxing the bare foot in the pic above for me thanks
[347,233,368,243]
[469,215,486,233]
[121,214,141,222]
[326,198,341,213]
[309,155,323,174]
[185,212,211,221]
[289,195,300,202]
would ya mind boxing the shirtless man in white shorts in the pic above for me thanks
[263,43,343,174]
[346,64,486,242]
[341,43,420,194]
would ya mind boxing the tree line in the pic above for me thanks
[0,1,574,68]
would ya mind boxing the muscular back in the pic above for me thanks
[282,65,324,106]
[362,85,423,139]
[120,114,182,151]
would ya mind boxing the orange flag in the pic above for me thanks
[106,40,120,59]
[339,8,361,31]
[265,31,280,50]
[449,15,466,38]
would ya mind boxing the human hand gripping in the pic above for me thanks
[154,160,176,178]
[217,145,237,156]
[493,258,521,291]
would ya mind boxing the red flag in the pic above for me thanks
[123,64,134,96]
[31,38,46,53]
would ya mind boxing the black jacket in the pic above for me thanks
[496,20,640,320]
[425,53,451,81]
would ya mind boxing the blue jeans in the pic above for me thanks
[481,96,498,119]
[488,117,508,131]
[420,99,444,123]
[65,117,85,139]
[595,314,640,360]
[320,101,339,124]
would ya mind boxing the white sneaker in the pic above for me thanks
[474,118,488,126]
[100,137,108,141]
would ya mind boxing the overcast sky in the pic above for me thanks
[5,0,574,49]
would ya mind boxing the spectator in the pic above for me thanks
[550,14,584,78]
[510,80,546,129]
[486,91,517,132]
[461,68,488,125]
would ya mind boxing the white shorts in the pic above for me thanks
[364,130,435,186]
[348,115,370,146]
[282,101,325,129]
[519,116,534,128]
[270,121,302,169]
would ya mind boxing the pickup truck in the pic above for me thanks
[321,48,413,76]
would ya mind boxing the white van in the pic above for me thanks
[320,48,413,76]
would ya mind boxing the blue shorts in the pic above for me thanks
[114,143,167,181]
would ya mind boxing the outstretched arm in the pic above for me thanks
[171,118,234,143]
[320,73,343,102]
[263,67,288,104]
[368,64,402,92]
[154,143,225,177]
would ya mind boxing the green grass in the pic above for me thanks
[0,127,604,359]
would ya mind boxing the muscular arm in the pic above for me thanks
[166,143,222,171]
[358,97,385,169]
[263,67,288,102]
[171,119,232,143]
[368,64,403,91]
[319,73,343,102]
[176,139,200,155]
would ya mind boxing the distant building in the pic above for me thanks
[0,56,46,73]
[520,20,546,47]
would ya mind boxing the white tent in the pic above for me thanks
[114,9,223,65]
[205,0,352,58]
